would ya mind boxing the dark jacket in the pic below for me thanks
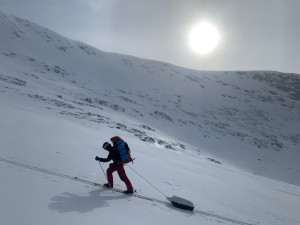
[102,142,130,163]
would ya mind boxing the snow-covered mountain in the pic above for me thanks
[1,10,300,225]
[1,10,299,184]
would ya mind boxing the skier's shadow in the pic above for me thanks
[49,188,128,213]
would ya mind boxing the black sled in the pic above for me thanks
[167,195,194,211]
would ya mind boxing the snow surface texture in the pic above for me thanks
[0,10,300,225]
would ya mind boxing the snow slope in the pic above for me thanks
[1,10,300,225]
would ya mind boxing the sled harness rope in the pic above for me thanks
[126,164,168,198]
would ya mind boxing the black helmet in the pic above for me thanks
[102,142,111,150]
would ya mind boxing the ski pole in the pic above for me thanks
[98,161,108,183]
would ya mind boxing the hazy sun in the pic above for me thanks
[189,22,220,54]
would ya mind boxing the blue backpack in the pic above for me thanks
[111,136,133,163]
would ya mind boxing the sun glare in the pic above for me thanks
[189,22,220,54]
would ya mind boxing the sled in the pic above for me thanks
[167,195,194,211]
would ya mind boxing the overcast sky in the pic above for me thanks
[1,0,300,74]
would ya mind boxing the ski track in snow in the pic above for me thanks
[0,157,256,225]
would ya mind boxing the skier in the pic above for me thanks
[95,138,134,194]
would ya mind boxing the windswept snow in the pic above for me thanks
[0,10,300,225]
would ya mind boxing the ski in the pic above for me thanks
[73,176,153,201]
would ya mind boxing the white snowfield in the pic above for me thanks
[0,10,299,225]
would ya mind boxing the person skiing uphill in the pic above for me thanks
[95,136,134,194]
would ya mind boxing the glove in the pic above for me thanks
[95,156,105,162]
[95,156,101,161]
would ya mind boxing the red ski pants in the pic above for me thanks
[107,163,133,191]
